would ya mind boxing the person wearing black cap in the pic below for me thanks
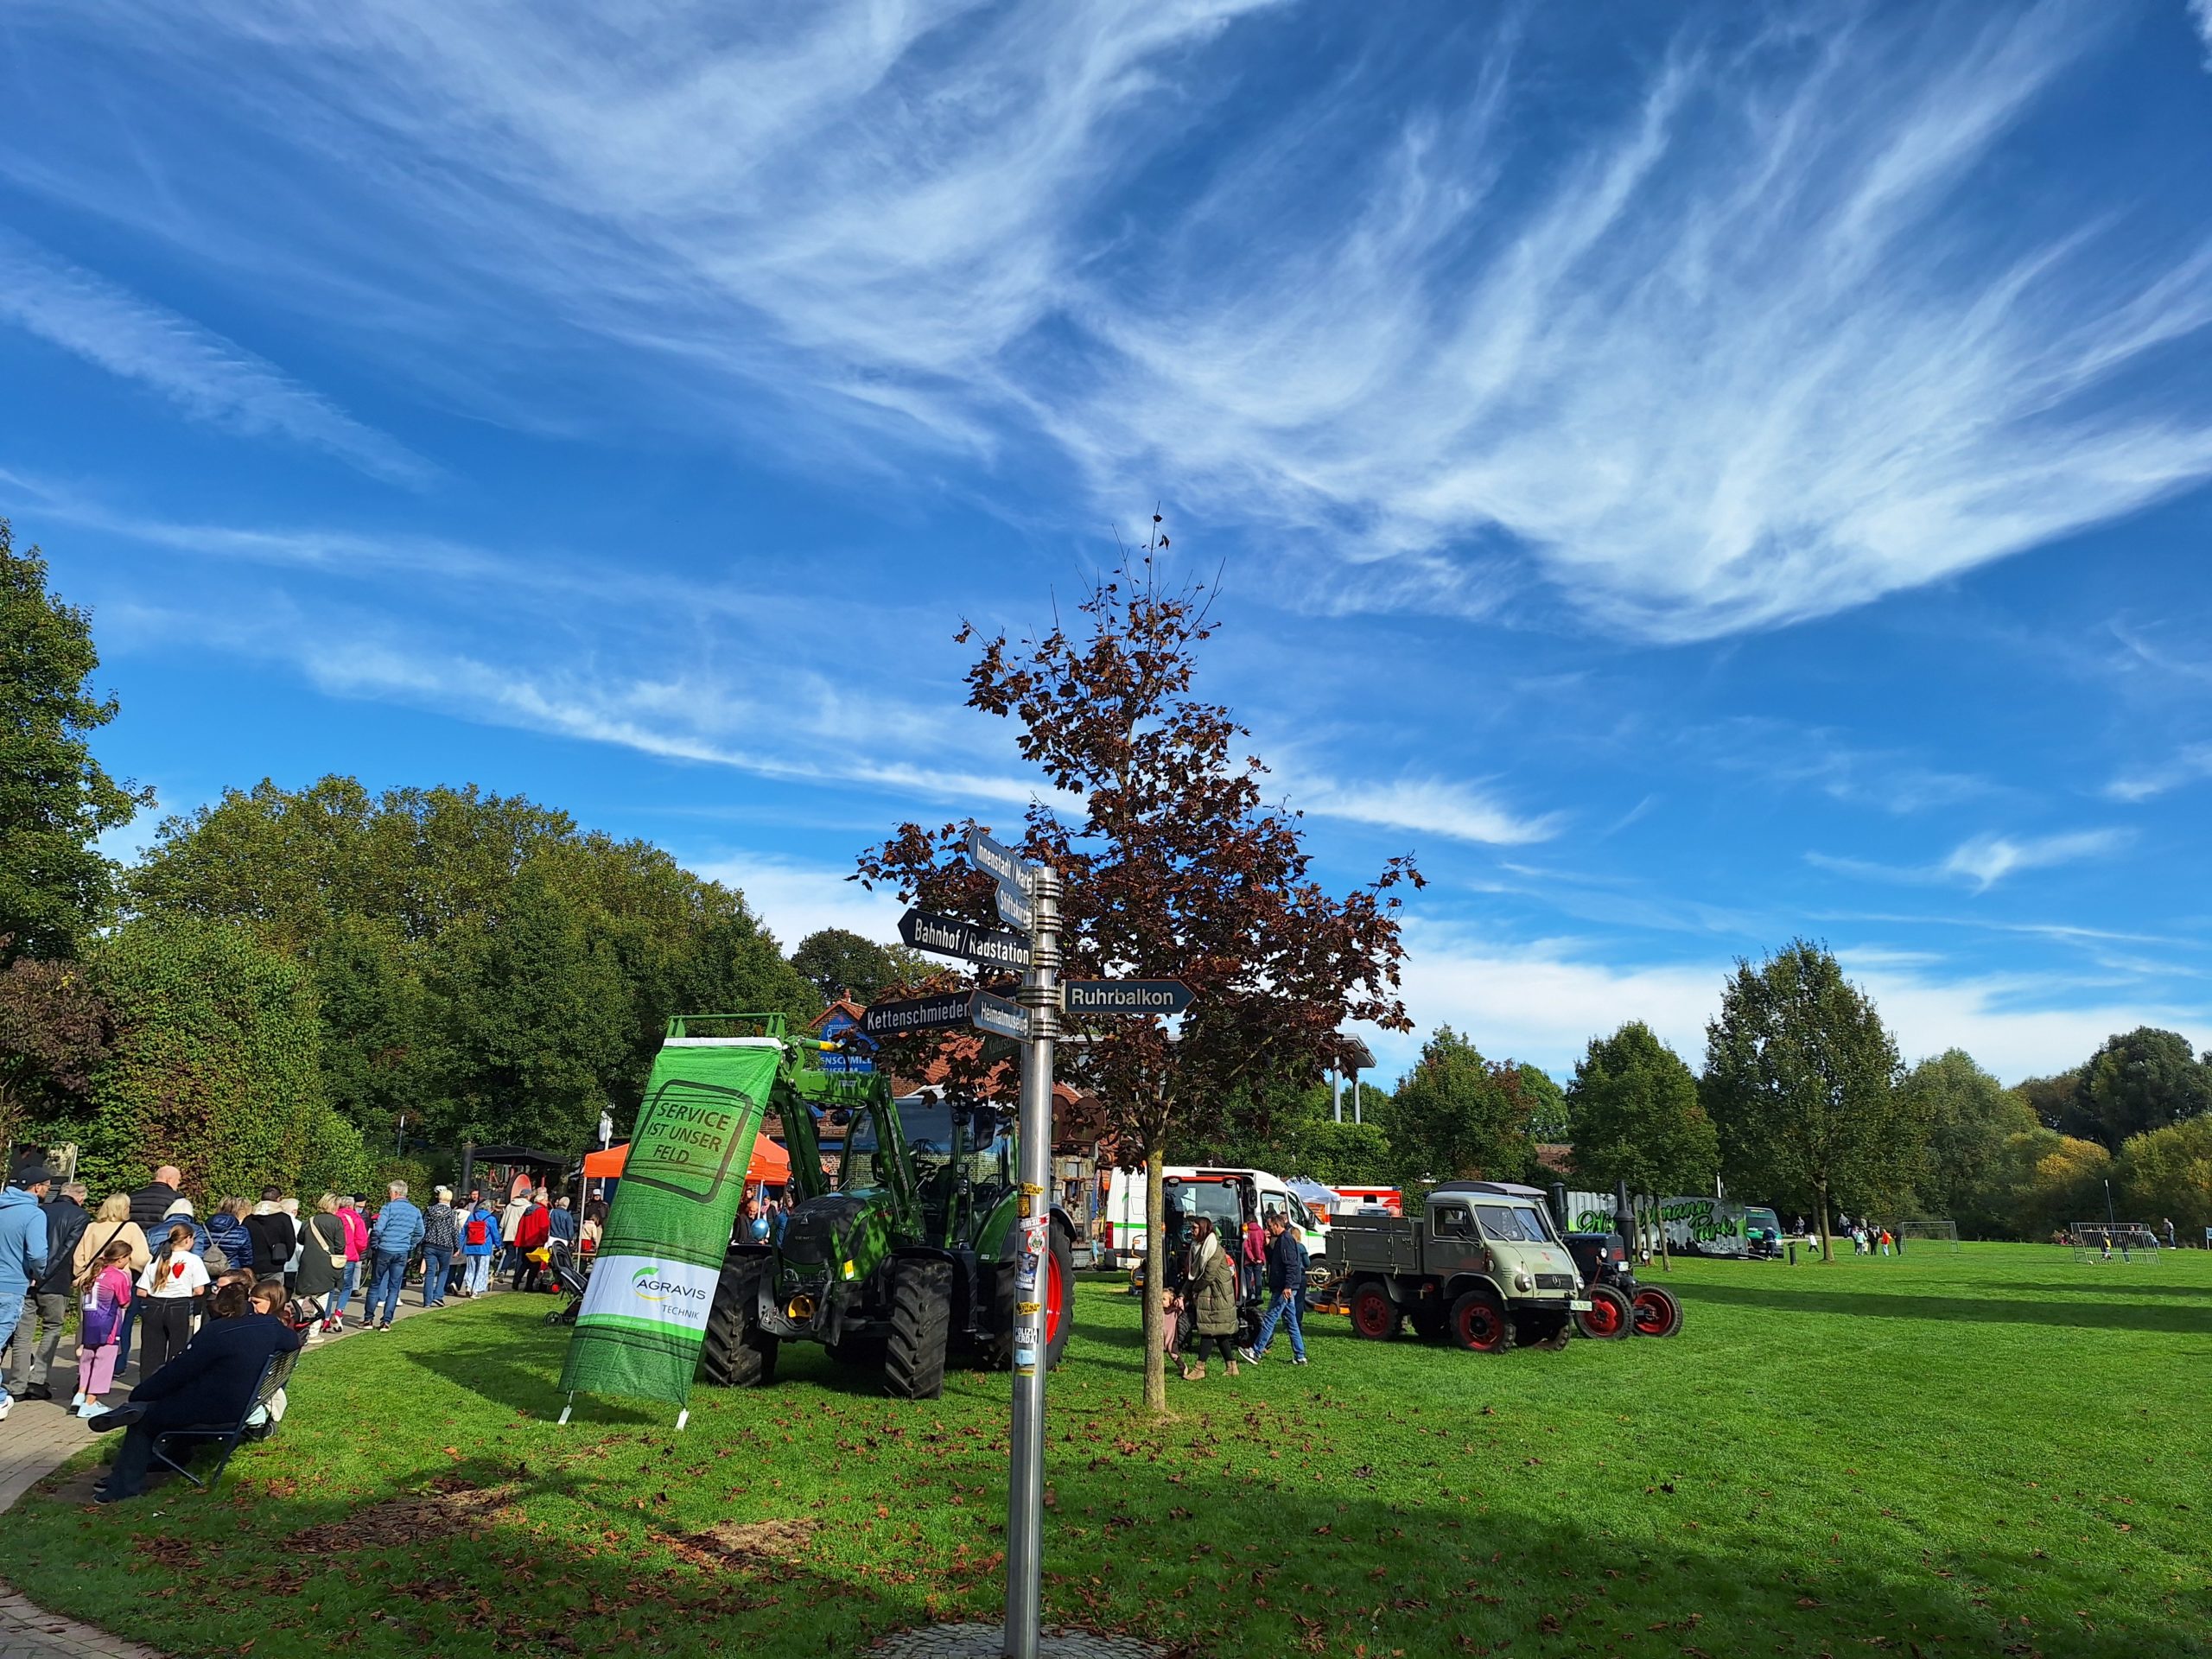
[8,1171,85,1402]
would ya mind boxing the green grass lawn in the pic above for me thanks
[3,1244,2208,1658]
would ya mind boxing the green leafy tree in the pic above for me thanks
[1518,1065,1572,1142]
[1179,1077,1395,1184]
[1297,1118,1395,1185]
[1994,1129,2112,1240]
[789,928,925,1004]
[2116,1116,2212,1243]
[125,775,818,1153]
[2012,1069,2082,1133]
[442,866,631,1153]
[2068,1028,2210,1150]
[1899,1049,2037,1237]
[0,523,154,960]
[1382,1027,1535,1201]
[1700,940,1909,1260]
[1565,1021,1717,1198]
[75,916,326,1203]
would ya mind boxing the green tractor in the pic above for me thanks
[694,1014,1076,1400]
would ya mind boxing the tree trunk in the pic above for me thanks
[1815,1176,1833,1262]
[1142,1144,1168,1414]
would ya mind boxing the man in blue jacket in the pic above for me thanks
[96,1286,302,1502]
[0,1166,53,1421]
[365,1180,424,1332]
[1238,1211,1310,1367]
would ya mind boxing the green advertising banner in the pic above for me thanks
[559,1036,782,1408]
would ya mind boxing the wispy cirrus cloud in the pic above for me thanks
[1695,717,1994,815]
[2191,0,2212,67]
[12,2,2211,641]
[2106,742,2212,802]
[1281,774,1563,848]
[1808,828,2132,893]
[1057,2,2212,637]
[0,231,430,485]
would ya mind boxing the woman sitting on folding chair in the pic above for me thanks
[91,1279,304,1504]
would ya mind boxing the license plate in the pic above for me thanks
[1568,1300,1592,1313]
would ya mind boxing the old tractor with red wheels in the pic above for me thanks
[1327,1182,1589,1354]
[697,1030,1076,1400]
[1561,1229,1684,1339]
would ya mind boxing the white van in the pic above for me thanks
[1100,1166,1329,1268]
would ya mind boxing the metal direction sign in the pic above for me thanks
[859,991,974,1039]
[967,826,1038,896]
[969,989,1031,1043]
[899,907,1032,971]
[1063,978,1194,1016]
[995,880,1034,932]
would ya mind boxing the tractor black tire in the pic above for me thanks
[1630,1284,1683,1338]
[700,1256,779,1388]
[1575,1283,1633,1339]
[1348,1278,1403,1340]
[1447,1287,1514,1354]
[883,1257,955,1401]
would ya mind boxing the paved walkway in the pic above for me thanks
[2,1272,505,1659]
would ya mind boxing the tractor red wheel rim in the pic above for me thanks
[1045,1248,1065,1345]
[1458,1300,1503,1351]
[1352,1289,1393,1336]
[1632,1292,1670,1335]
[1583,1294,1622,1336]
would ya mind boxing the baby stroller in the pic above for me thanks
[543,1238,592,1326]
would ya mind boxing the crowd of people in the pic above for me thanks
[1,1152,608,1492]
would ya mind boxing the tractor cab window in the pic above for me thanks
[1433,1203,1473,1237]
[835,1107,883,1192]
[1473,1202,1551,1244]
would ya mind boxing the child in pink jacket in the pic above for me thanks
[75,1240,137,1417]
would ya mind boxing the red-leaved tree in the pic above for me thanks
[859,541,1419,1411]
[0,938,113,1152]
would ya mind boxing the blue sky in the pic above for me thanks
[5,0,2212,1086]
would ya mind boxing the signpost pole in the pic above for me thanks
[1003,863,1059,1659]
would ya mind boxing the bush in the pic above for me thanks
[300,1102,377,1199]
[372,1155,438,1202]
[2117,1116,2212,1242]
[73,916,327,1205]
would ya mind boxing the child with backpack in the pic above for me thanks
[459,1198,501,1297]
[75,1239,137,1417]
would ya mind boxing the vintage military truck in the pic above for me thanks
[1327,1180,1588,1351]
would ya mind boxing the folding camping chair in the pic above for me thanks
[149,1347,300,1491]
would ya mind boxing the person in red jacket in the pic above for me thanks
[511,1198,552,1292]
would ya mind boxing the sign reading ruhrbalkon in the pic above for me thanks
[1063,978,1194,1015]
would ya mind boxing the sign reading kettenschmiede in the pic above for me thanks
[559,1037,780,1408]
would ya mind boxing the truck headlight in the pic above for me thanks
[1514,1269,1534,1292]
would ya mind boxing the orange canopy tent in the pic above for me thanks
[582,1137,792,1184]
